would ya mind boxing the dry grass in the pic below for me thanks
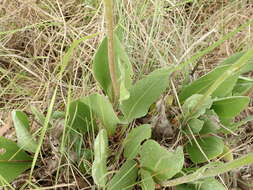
[1,0,253,189]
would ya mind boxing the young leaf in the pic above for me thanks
[140,169,155,190]
[233,76,253,95]
[92,129,108,187]
[12,111,38,153]
[179,65,239,102]
[123,124,152,159]
[186,136,224,164]
[221,145,234,162]
[184,118,204,134]
[140,140,184,182]
[0,137,32,183]
[120,67,173,122]
[211,96,249,119]
[182,94,213,119]
[198,178,226,190]
[107,160,138,190]
[81,94,120,136]
[93,34,133,99]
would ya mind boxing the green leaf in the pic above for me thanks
[186,136,224,164]
[185,118,204,134]
[179,65,239,102]
[175,184,195,190]
[198,178,226,190]
[68,94,119,136]
[140,169,155,190]
[107,160,138,190]
[199,110,220,134]
[92,129,108,187]
[0,137,32,183]
[221,145,233,162]
[120,67,173,122]
[221,51,253,74]
[93,34,133,99]
[68,99,95,133]
[81,94,120,136]
[212,96,249,119]
[182,94,213,119]
[123,124,152,159]
[233,76,253,95]
[30,106,46,126]
[140,140,184,182]
[12,111,38,153]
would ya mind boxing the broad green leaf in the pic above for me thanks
[93,34,133,99]
[68,99,95,132]
[233,76,253,95]
[92,129,108,187]
[185,118,204,134]
[12,111,38,153]
[179,65,239,102]
[68,94,119,136]
[107,160,138,190]
[221,51,253,74]
[123,124,152,159]
[120,67,173,122]
[0,137,32,183]
[198,178,226,190]
[140,140,184,182]
[212,96,249,119]
[81,94,120,136]
[140,169,155,190]
[186,136,224,164]
[182,94,213,119]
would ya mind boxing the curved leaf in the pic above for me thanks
[92,129,108,187]
[120,67,173,122]
[185,118,204,134]
[212,96,249,119]
[0,137,32,183]
[12,111,38,153]
[93,34,133,100]
[198,178,226,190]
[140,140,184,182]
[186,136,224,164]
[233,76,253,95]
[140,169,155,190]
[123,124,152,159]
[107,160,138,190]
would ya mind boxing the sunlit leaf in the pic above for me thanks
[120,67,173,122]
[140,169,155,190]
[92,129,108,187]
[12,111,38,153]
[107,160,138,190]
[140,140,184,182]
[123,124,152,159]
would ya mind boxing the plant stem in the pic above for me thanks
[103,0,119,101]
[161,153,253,187]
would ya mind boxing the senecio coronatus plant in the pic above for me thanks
[2,0,253,189]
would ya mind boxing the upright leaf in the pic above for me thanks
[179,65,239,102]
[212,96,249,119]
[81,94,120,135]
[140,169,155,190]
[0,137,32,183]
[140,140,184,182]
[120,67,173,122]
[186,136,224,164]
[123,124,152,159]
[93,34,133,99]
[12,111,38,153]
[92,129,108,187]
[107,160,138,190]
